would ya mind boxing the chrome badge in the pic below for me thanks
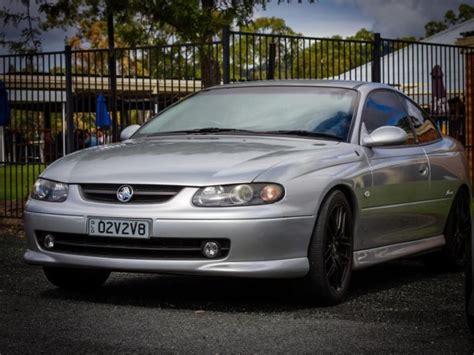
[116,185,134,203]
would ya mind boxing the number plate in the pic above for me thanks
[88,217,151,238]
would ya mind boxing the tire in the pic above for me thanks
[425,189,471,271]
[43,267,110,291]
[465,210,474,333]
[467,312,474,334]
[466,256,474,333]
[303,190,353,306]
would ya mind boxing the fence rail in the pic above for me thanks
[1,29,473,217]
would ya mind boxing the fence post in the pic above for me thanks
[65,45,74,154]
[222,26,230,84]
[108,53,118,141]
[268,42,276,80]
[371,33,381,83]
[107,10,119,141]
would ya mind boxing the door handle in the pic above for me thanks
[419,164,429,176]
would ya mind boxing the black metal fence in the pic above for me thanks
[1,29,472,217]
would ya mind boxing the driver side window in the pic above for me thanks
[404,99,441,144]
[363,90,415,145]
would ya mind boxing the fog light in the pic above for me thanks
[201,241,220,258]
[43,234,55,249]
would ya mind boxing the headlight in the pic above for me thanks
[31,178,69,202]
[192,183,284,207]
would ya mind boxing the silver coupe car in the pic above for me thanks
[24,80,471,305]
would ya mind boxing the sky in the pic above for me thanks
[0,0,470,54]
[255,0,469,38]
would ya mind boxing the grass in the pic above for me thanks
[0,164,45,201]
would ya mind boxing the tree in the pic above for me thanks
[458,3,474,22]
[0,0,315,85]
[240,16,299,36]
[16,0,314,46]
[229,17,299,80]
[0,0,41,53]
[424,21,448,38]
[424,3,474,37]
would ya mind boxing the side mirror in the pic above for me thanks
[120,124,141,141]
[362,126,407,147]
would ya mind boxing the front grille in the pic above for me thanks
[80,184,182,204]
[36,232,230,259]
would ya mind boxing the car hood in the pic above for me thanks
[42,135,354,186]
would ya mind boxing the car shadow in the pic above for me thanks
[348,257,457,299]
[39,258,458,313]
[41,273,307,312]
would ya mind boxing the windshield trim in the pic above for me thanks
[145,129,343,141]
[133,85,360,142]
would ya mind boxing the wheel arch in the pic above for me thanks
[320,183,360,227]
[445,183,471,229]
[304,182,356,304]
[457,183,471,198]
[328,184,360,242]
[306,182,360,252]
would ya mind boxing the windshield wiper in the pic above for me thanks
[147,128,342,140]
[147,128,258,136]
[262,130,342,141]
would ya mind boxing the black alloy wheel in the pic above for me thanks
[304,190,353,306]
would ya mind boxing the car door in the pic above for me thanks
[402,98,458,237]
[357,89,431,250]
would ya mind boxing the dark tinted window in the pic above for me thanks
[363,90,415,144]
[404,99,440,144]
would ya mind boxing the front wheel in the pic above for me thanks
[304,190,353,306]
[43,267,110,291]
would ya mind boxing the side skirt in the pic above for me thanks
[352,235,446,270]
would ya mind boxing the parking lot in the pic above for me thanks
[0,233,473,353]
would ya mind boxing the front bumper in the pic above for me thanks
[23,210,314,278]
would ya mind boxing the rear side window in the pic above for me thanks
[404,99,440,144]
[363,90,415,144]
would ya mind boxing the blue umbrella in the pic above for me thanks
[95,94,111,129]
[0,80,10,126]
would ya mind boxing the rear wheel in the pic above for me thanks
[466,234,474,333]
[467,302,474,333]
[465,204,474,333]
[43,267,110,291]
[425,189,470,271]
[304,190,353,306]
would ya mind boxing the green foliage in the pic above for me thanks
[397,36,417,42]
[347,28,374,41]
[8,110,64,137]
[0,0,41,53]
[230,25,376,81]
[0,164,45,201]
[39,0,269,44]
[241,16,299,35]
[35,1,316,85]
[425,21,448,37]
[0,0,318,54]
[424,3,474,37]
[458,3,474,22]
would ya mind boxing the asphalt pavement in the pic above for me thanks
[1,234,473,353]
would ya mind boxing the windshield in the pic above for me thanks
[136,86,358,140]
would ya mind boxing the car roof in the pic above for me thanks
[207,80,394,91]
